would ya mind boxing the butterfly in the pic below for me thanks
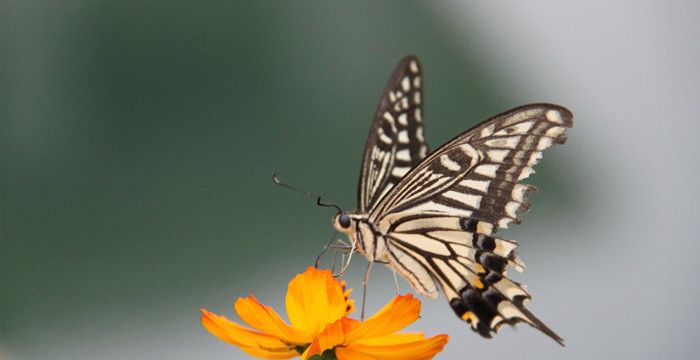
[331,56,571,345]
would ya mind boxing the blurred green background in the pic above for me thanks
[3,1,699,359]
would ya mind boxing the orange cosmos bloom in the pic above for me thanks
[201,266,448,359]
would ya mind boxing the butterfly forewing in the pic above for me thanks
[358,55,428,212]
[370,104,572,222]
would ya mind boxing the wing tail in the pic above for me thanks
[448,286,565,346]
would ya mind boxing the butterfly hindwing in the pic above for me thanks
[358,55,428,212]
[381,212,536,333]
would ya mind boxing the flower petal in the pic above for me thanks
[334,347,376,360]
[200,309,297,358]
[301,318,345,360]
[353,332,427,346]
[237,345,300,360]
[235,295,310,344]
[336,334,449,360]
[286,267,348,336]
[317,319,346,352]
[300,338,321,360]
[340,317,361,333]
[345,294,421,342]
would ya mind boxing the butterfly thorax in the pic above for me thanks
[333,213,388,263]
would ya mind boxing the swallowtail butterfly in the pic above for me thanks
[332,56,571,345]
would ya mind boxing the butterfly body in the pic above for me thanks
[333,56,571,346]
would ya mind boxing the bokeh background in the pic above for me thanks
[3,1,699,359]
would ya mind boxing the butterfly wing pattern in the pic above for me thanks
[358,56,428,213]
[333,56,572,346]
[372,104,571,345]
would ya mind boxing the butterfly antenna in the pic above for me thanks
[272,173,343,213]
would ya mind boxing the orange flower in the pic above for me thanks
[201,267,448,359]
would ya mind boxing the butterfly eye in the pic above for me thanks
[338,214,351,228]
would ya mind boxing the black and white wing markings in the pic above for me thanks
[372,104,572,345]
[370,104,572,228]
[385,221,560,343]
[358,55,428,212]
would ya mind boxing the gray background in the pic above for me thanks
[2,1,699,359]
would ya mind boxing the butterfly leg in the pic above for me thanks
[331,238,351,250]
[361,260,373,321]
[315,231,339,268]
[334,239,356,277]
[331,238,353,275]
[330,246,340,275]
[392,269,401,295]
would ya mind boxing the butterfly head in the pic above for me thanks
[333,212,354,232]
